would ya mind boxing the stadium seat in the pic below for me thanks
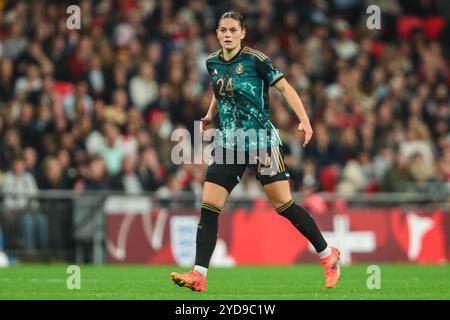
[53,81,74,96]
[319,166,338,192]
[365,182,380,193]
[302,193,328,215]
[424,16,446,40]
[397,16,424,40]
[398,16,446,41]
[371,41,385,60]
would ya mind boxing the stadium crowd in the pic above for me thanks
[0,0,449,256]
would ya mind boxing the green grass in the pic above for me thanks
[0,264,449,299]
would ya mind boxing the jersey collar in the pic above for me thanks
[219,45,245,63]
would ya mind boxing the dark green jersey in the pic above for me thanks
[206,46,284,151]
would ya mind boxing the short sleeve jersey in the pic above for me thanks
[206,46,284,151]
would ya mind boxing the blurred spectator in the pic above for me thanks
[37,156,73,260]
[75,156,110,191]
[63,80,94,121]
[400,119,435,165]
[304,122,343,169]
[23,146,38,176]
[104,88,128,126]
[14,64,42,101]
[88,54,106,98]
[381,151,415,192]
[98,122,125,176]
[111,155,143,194]
[337,152,368,194]
[38,156,70,190]
[156,172,185,203]
[2,20,28,60]
[137,146,163,191]
[129,61,158,113]
[372,146,394,182]
[409,152,437,183]
[437,145,450,182]
[0,57,15,102]
[1,156,49,255]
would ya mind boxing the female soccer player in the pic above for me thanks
[170,11,340,291]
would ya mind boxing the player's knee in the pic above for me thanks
[273,199,295,216]
[202,183,228,208]
[269,197,293,211]
[201,201,222,215]
[201,198,225,212]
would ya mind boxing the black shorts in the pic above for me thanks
[205,145,289,194]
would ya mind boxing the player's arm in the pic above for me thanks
[274,78,313,147]
[200,95,218,134]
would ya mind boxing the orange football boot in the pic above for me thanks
[169,270,206,292]
[321,246,341,288]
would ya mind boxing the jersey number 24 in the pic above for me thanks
[217,78,234,96]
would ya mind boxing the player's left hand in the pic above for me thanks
[298,122,313,147]
[200,115,213,135]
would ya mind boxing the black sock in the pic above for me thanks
[276,199,328,252]
[194,202,221,268]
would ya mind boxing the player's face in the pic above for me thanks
[216,18,245,51]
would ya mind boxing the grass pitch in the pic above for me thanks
[0,264,449,300]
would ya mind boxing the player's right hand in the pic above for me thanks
[200,115,212,135]
[298,122,313,147]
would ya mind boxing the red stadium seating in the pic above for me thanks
[397,16,424,40]
[424,16,446,40]
[398,16,446,41]
[319,166,338,192]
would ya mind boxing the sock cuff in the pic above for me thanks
[194,265,208,276]
[318,246,332,258]
[275,199,295,213]
[201,202,222,214]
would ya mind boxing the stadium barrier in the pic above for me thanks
[0,190,449,265]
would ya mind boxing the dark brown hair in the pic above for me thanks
[219,11,245,30]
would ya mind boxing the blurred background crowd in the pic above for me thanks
[0,0,449,261]
[0,0,449,202]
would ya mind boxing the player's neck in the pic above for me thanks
[222,45,242,61]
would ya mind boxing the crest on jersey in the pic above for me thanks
[236,63,244,74]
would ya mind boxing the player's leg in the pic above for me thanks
[170,157,245,291]
[253,146,340,288]
[262,180,340,288]
[195,153,245,275]
[262,180,330,255]
[193,181,229,275]
[169,181,229,292]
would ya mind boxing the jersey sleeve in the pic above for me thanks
[205,59,213,75]
[255,56,284,86]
